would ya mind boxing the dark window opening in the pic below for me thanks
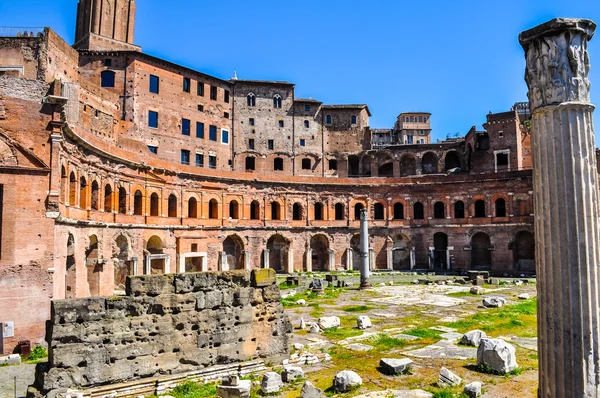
[314,203,323,220]
[454,201,465,218]
[209,125,217,141]
[434,201,445,219]
[354,203,364,220]
[210,86,217,100]
[208,155,217,169]
[250,201,260,220]
[495,198,507,217]
[268,140,274,150]
[393,202,404,220]
[181,149,190,165]
[245,157,255,171]
[134,190,143,215]
[183,77,191,93]
[188,197,198,218]
[103,59,112,66]
[278,120,284,128]
[335,203,344,220]
[302,158,311,170]
[101,70,115,88]
[476,133,490,151]
[229,201,239,219]
[326,114,332,124]
[148,111,158,128]
[300,139,306,147]
[104,184,113,212]
[222,130,229,144]
[150,193,159,216]
[328,159,337,170]
[271,202,281,220]
[373,203,385,220]
[182,118,191,135]
[196,122,204,138]
[224,90,230,103]
[475,200,486,218]
[149,75,159,94]
[197,82,204,96]
[209,199,218,219]
[351,115,357,124]
[274,157,284,171]
[118,187,127,214]
[304,120,309,128]
[196,153,204,167]
[273,95,282,108]
[248,139,255,150]
[497,153,509,167]
[247,93,256,107]
[413,202,424,220]
[293,203,302,220]
[224,112,229,119]
[249,118,255,126]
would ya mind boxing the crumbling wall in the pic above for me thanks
[29,269,291,397]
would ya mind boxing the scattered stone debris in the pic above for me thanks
[470,286,485,295]
[0,354,21,366]
[301,380,324,398]
[438,367,462,387]
[357,315,372,329]
[352,390,432,398]
[282,365,305,382]
[261,372,283,394]
[333,370,363,392]
[299,318,307,329]
[346,343,374,352]
[318,316,341,329]
[217,376,251,398]
[482,296,507,308]
[464,381,482,397]
[311,279,325,294]
[309,323,321,333]
[440,332,463,340]
[518,293,530,300]
[294,343,305,350]
[461,330,487,347]
[393,333,421,341]
[296,299,307,306]
[379,358,414,375]
[477,338,518,373]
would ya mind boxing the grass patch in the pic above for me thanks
[404,328,442,339]
[278,281,298,290]
[166,381,217,398]
[446,291,477,298]
[27,345,48,361]
[342,304,371,312]
[322,327,363,340]
[366,334,408,351]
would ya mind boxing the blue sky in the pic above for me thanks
[1,0,599,142]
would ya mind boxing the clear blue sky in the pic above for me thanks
[1,0,599,142]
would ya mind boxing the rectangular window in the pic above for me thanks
[351,115,357,124]
[405,116,409,122]
[182,118,191,135]
[149,75,159,94]
[148,145,158,154]
[224,112,229,119]
[419,139,424,144]
[196,153,204,167]
[299,139,306,147]
[326,114,332,124]
[278,120,284,128]
[181,149,190,165]
[148,110,158,128]
[249,118,255,126]
[304,120,309,128]
[197,82,204,96]
[249,139,255,149]
[196,122,204,138]
[209,125,217,141]
[197,105,204,112]
[304,105,310,111]
[224,90,230,103]
[407,135,413,144]
[208,155,217,169]
[222,129,229,144]
[268,139,274,150]
[183,77,191,93]
[210,86,217,100]
[103,59,112,66]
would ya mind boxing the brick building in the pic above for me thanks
[0,1,537,352]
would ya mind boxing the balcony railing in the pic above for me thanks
[0,27,44,38]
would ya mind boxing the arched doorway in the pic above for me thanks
[223,235,244,270]
[134,190,143,215]
[399,155,416,177]
[209,199,218,219]
[433,232,448,269]
[378,157,394,177]
[392,234,411,270]
[229,201,240,219]
[348,156,360,177]
[310,235,329,271]
[250,200,260,220]
[514,231,535,271]
[445,151,461,171]
[471,232,491,269]
[293,203,303,220]
[86,235,100,296]
[335,203,344,220]
[188,197,198,218]
[422,152,437,174]
[150,193,159,216]
[168,194,177,217]
[147,235,165,274]
[65,233,76,299]
[267,235,289,273]
[361,157,372,176]
[354,203,365,220]
[114,234,132,291]
[118,187,127,214]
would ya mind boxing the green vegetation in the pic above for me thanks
[28,345,48,361]
[322,327,363,340]
[367,334,408,351]
[342,304,371,312]
[430,390,469,398]
[404,328,442,339]
[156,381,217,398]
[278,281,297,290]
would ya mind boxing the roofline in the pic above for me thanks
[397,111,432,117]
[232,79,295,86]
[322,104,372,116]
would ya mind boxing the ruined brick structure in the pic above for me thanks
[29,269,291,397]
[0,1,537,352]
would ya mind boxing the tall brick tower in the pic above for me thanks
[73,0,140,51]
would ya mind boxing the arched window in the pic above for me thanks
[273,94,282,108]
[293,203,302,220]
[104,184,113,212]
[250,200,260,220]
[413,202,424,220]
[168,194,177,217]
[454,201,465,218]
[495,198,506,217]
[61,165,68,202]
[354,203,364,220]
[69,172,77,205]
[302,158,311,170]
[393,202,404,220]
[434,201,445,219]
[209,199,218,219]
[314,203,323,220]
[274,157,284,171]
[79,176,87,209]
[134,190,143,215]
[100,70,116,87]
[229,201,239,219]
[335,203,344,220]
[373,203,385,220]
[91,181,99,210]
[271,202,281,220]
[422,152,437,174]
[247,93,256,107]
[150,193,159,216]
[475,200,486,218]
[245,157,255,171]
[188,197,197,218]
[118,187,127,214]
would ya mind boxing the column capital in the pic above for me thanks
[520,18,596,111]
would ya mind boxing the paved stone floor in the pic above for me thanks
[0,363,36,398]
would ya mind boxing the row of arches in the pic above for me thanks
[348,150,462,177]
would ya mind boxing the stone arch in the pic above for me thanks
[69,171,77,205]
[250,200,261,220]
[413,202,424,220]
[421,152,438,174]
[399,154,416,177]
[361,156,372,176]
[229,200,240,219]
[168,193,177,217]
[91,180,100,210]
[454,200,465,218]
[266,234,289,273]
[348,155,360,177]
[292,202,303,220]
[187,197,197,218]
[104,184,113,212]
[133,190,143,215]
[444,150,462,171]
[378,155,394,177]
[65,232,76,299]
[86,234,100,296]
[373,202,385,220]
[207,198,219,219]
[223,235,245,270]
[474,199,486,218]
[348,234,361,271]
[392,234,411,270]
[495,197,507,217]
[471,232,491,269]
[271,201,282,220]
[514,231,535,271]
[393,202,405,220]
[310,234,329,271]
[433,201,445,219]
[354,202,365,220]
[334,202,345,220]
[314,202,324,220]
[433,232,448,269]
[113,234,132,291]
[147,235,165,274]
[150,192,159,216]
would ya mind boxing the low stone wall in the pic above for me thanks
[29,269,291,397]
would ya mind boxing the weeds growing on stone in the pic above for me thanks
[367,334,408,350]
[322,327,363,340]
[342,304,371,312]
[166,381,217,398]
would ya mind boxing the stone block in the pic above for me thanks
[282,365,304,382]
[174,272,218,293]
[461,330,487,347]
[261,371,283,393]
[477,338,518,373]
[216,379,251,398]
[333,370,362,392]
[438,367,462,387]
[51,298,106,325]
[318,316,340,329]
[379,358,413,375]
[251,269,276,287]
[482,296,507,308]
[205,290,223,309]
[233,287,253,306]
[300,380,324,397]
[126,274,175,297]
[464,381,482,398]
[262,284,281,302]
[357,315,372,329]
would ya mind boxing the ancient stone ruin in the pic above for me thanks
[28,269,291,397]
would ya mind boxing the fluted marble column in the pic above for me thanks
[520,18,600,397]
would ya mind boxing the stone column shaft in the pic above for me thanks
[520,18,600,397]
[360,209,370,288]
